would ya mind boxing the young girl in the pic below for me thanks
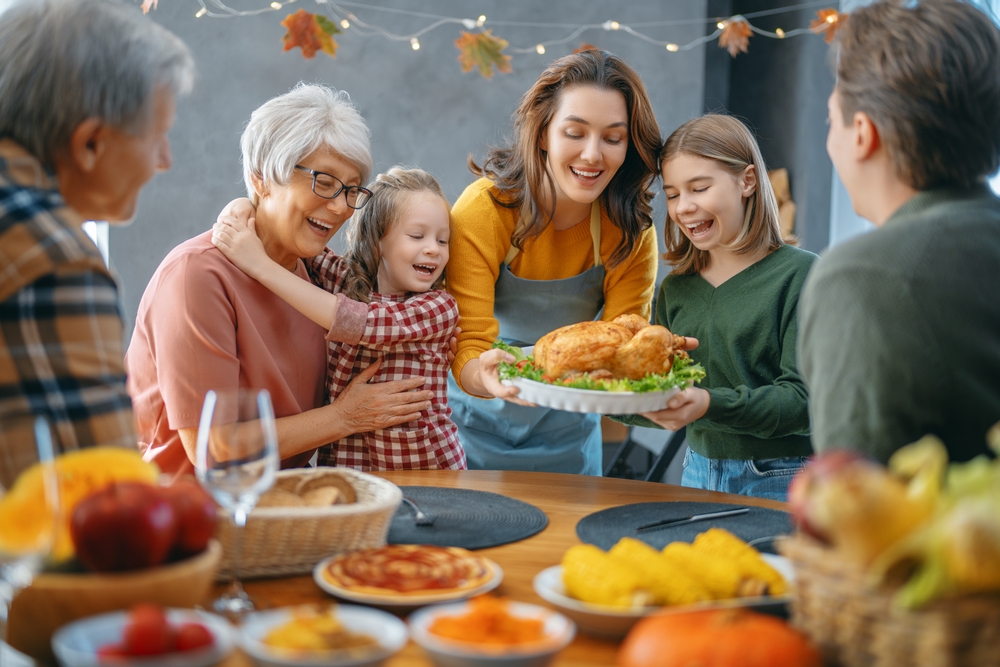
[212,167,465,471]
[627,114,815,501]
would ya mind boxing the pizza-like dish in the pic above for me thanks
[323,545,495,597]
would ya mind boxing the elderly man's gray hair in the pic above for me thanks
[0,0,194,169]
[241,83,373,202]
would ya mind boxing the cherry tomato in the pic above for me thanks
[541,375,556,383]
[174,622,214,652]
[515,360,531,370]
[123,604,174,656]
[96,643,128,660]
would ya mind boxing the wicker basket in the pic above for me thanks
[216,467,401,578]
[779,534,1000,667]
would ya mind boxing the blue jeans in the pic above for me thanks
[680,448,807,502]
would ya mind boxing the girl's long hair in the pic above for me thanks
[661,114,783,275]
[342,166,448,301]
[470,49,661,268]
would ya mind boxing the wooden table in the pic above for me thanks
[224,470,786,667]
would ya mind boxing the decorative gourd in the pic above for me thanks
[617,609,822,667]
[0,447,159,560]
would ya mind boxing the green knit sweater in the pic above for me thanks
[617,244,816,460]
[798,185,1000,463]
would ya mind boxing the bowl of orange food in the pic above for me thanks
[239,604,407,667]
[408,595,575,667]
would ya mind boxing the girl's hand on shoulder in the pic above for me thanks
[211,215,267,276]
[218,197,256,225]
[478,348,536,406]
[640,386,709,431]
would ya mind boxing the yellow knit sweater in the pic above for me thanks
[449,178,658,390]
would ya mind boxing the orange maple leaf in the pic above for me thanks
[281,9,339,59]
[140,0,157,13]
[455,30,513,80]
[718,17,752,58]
[574,43,599,54]
[810,8,848,44]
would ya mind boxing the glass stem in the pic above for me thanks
[230,506,248,600]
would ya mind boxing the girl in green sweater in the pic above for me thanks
[635,115,816,501]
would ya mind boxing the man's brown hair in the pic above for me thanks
[835,0,1000,190]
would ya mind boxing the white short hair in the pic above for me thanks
[241,83,373,201]
[0,0,194,168]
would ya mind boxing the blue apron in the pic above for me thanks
[448,203,606,475]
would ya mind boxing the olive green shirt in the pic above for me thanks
[798,185,1000,463]
[617,245,816,460]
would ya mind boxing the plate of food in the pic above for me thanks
[496,315,705,414]
[314,544,503,608]
[239,604,407,667]
[532,529,792,638]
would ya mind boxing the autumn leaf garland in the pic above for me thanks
[455,30,513,79]
[281,9,341,59]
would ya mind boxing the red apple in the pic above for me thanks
[70,482,178,572]
[162,477,219,558]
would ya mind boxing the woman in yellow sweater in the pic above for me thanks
[447,50,662,475]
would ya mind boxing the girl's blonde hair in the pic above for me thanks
[661,114,783,275]
[342,166,449,301]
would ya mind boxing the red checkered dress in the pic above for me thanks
[308,251,466,471]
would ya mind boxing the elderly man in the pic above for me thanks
[798,0,1000,463]
[0,0,194,476]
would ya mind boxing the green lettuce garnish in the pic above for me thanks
[494,340,705,393]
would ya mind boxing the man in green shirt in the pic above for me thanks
[798,0,1000,463]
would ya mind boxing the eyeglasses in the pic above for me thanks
[294,165,373,209]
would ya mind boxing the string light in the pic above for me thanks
[186,0,837,58]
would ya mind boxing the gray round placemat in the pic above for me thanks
[387,486,549,550]
[576,502,793,554]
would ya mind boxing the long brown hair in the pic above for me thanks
[470,49,661,268]
[661,115,783,275]
[342,166,449,301]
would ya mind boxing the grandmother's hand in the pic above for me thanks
[212,216,268,278]
[335,358,435,432]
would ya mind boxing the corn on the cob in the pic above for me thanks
[561,544,652,608]
[608,537,711,605]
[692,528,788,596]
[660,541,742,599]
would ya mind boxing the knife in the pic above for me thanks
[635,507,749,532]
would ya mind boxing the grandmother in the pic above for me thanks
[125,84,434,477]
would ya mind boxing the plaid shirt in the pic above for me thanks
[308,251,465,471]
[0,140,134,481]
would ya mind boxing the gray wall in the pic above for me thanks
[112,1,711,339]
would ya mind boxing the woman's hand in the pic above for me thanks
[334,358,435,432]
[212,215,269,278]
[640,386,709,431]
[477,349,536,407]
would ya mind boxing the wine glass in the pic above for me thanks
[195,389,278,615]
[0,414,59,649]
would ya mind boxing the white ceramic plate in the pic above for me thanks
[532,554,794,639]
[502,377,681,414]
[50,608,234,667]
[239,604,407,667]
[313,555,503,609]
[408,599,575,667]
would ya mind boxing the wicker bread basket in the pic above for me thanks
[216,467,401,578]
[779,534,1000,667]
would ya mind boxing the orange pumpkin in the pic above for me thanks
[617,609,822,667]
